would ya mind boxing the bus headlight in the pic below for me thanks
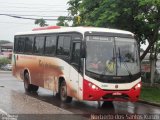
[134,83,141,90]
[88,83,99,90]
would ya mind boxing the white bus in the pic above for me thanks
[12,26,141,103]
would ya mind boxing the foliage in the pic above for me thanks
[68,0,160,60]
[67,0,82,26]
[34,18,48,27]
[56,16,69,26]
[56,0,82,26]
[0,58,11,67]
[140,86,160,103]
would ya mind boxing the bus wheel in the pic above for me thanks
[24,72,39,92]
[60,80,72,103]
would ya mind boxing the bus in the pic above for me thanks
[12,26,141,103]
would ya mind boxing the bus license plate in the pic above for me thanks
[112,92,122,95]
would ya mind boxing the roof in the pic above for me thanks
[0,43,13,48]
[15,26,134,36]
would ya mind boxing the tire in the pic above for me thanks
[24,72,39,92]
[60,80,72,103]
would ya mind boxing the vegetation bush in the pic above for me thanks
[0,58,11,67]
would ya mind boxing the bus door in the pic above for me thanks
[70,41,81,99]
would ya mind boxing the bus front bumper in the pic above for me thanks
[83,80,141,102]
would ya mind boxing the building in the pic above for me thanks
[0,42,13,58]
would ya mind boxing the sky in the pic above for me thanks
[0,0,148,50]
[0,0,69,42]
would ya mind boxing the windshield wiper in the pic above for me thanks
[118,47,133,78]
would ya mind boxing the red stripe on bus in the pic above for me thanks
[32,26,61,31]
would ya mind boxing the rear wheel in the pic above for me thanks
[60,80,72,103]
[24,72,39,92]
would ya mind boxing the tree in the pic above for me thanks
[150,35,160,86]
[56,16,69,26]
[67,0,82,26]
[35,18,48,27]
[0,58,11,67]
[68,0,160,61]
[68,0,160,85]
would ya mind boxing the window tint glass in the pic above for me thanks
[34,36,45,54]
[24,36,34,53]
[63,36,71,55]
[15,36,25,52]
[45,36,56,55]
[14,37,18,52]
[72,42,80,64]
[57,36,71,56]
[57,36,64,55]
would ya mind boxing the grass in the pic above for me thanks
[140,86,160,103]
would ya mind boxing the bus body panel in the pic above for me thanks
[12,54,83,100]
[13,54,45,87]
[43,57,69,91]
[69,67,84,100]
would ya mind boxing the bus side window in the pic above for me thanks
[16,36,25,53]
[57,36,71,56]
[71,42,81,67]
[14,37,18,52]
[34,36,45,54]
[45,36,56,55]
[24,36,34,54]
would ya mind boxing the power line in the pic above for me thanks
[0,2,68,7]
[0,13,65,17]
[0,10,68,13]
[0,21,32,25]
[0,14,58,21]
[0,6,67,9]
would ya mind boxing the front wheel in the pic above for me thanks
[60,80,72,103]
[24,72,39,92]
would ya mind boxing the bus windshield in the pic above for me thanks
[86,36,140,76]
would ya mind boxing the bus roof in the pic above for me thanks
[15,26,134,36]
